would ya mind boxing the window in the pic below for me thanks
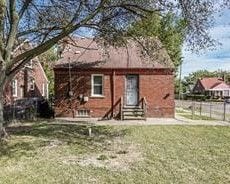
[91,74,104,97]
[223,90,230,97]
[42,83,45,96]
[76,110,90,117]
[26,60,33,69]
[20,86,24,98]
[29,79,35,91]
[12,80,17,97]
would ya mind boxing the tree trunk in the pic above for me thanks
[0,82,8,139]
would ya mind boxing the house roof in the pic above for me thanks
[12,40,49,82]
[199,77,230,90]
[54,38,174,69]
[208,82,230,91]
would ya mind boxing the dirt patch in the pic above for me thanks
[61,138,143,171]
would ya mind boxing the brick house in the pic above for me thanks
[54,38,175,120]
[3,41,49,104]
[193,77,230,98]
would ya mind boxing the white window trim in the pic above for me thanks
[91,74,104,97]
[46,83,49,99]
[26,60,33,69]
[42,83,45,97]
[12,79,18,97]
[20,86,24,98]
[30,79,35,91]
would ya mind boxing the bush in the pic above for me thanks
[185,94,207,101]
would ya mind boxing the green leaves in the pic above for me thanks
[38,48,58,96]
[127,13,186,71]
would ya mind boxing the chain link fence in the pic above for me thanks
[176,100,230,122]
[3,97,54,123]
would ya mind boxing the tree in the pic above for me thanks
[127,13,186,71]
[181,70,230,94]
[38,48,58,96]
[0,0,224,137]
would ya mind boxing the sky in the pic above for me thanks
[182,9,230,78]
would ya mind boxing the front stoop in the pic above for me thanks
[121,107,146,120]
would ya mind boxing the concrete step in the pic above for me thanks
[122,108,144,112]
[121,107,146,120]
[123,111,144,116]
[123,116,146,120]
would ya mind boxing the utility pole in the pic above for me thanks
[178,62,182,100]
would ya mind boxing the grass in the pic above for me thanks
[176,108,217,120]
[0,122,230,183]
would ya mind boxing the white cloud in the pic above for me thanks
[182,10,230,77]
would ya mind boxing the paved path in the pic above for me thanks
[55,115,230,126]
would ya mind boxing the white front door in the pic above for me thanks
[126,75,139,106]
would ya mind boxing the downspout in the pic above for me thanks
[68,57,74,118]
[112,70,115,118]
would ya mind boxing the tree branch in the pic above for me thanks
[4,0,19,62]
[0,0,6,55]
[19,0,32,19]
[8,2,105,72]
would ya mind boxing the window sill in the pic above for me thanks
[90,95,105,99]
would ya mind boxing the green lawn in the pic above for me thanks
[0,122,230,184]
[176,108,217,121]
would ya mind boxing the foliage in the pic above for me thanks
[183,69,230,89]
[38,48,58,96]
[174,78,187,94]
[127,13,186,71]
[175,69,230,96]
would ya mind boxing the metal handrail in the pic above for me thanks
[120,97,123,120]
[142,97,147,118]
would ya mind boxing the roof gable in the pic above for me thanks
[199,77,224,90]
[54,38,174,69]
[209,82,230,90]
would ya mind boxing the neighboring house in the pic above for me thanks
[193,77,230,98]
[54,38,175,120]
[3,42,49,105]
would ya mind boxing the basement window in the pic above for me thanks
[76,110,90,117]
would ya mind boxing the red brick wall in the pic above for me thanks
[54,69,175,118]
[26,61,49,98]
[139,74,175,117]
[3,60,48,104]
[54,71,113,118]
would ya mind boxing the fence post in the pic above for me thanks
[200,101,202,116]
[209,102,212,118]
[192,101,195,119]
[223,102,226,121]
